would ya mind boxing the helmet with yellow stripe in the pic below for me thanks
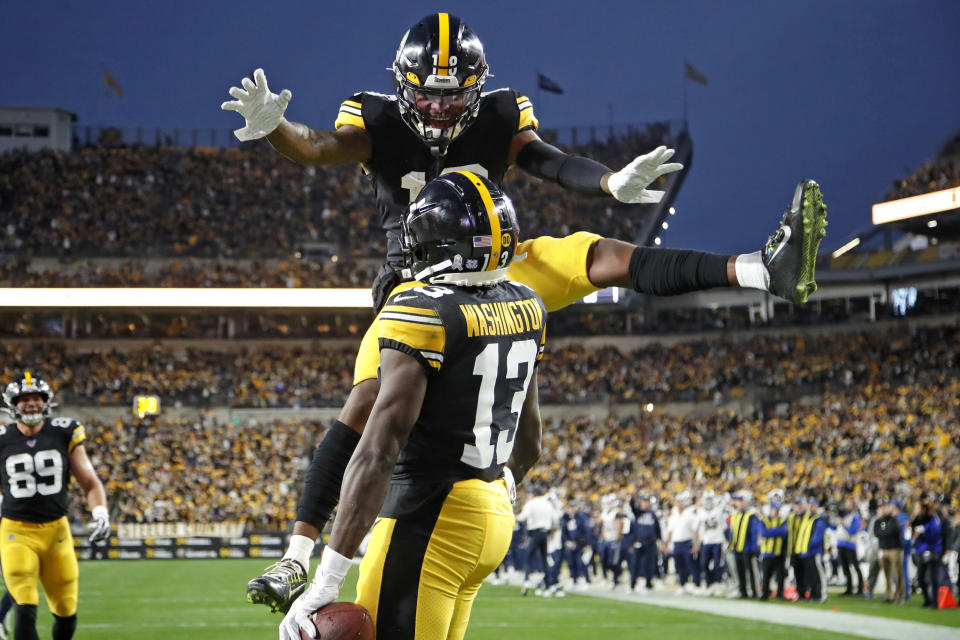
[392,12,489,155]
[3,372,54,426]
[401,171,518,287]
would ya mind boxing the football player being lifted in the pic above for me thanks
[0,374,110,640]
[222,12,828,613]
[280,172,546,640]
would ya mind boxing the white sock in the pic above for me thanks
[283,534,317,573]
[734,251,770,291]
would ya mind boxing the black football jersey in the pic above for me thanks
[334,89,539,266]
[375,280,547,518]
[0,417,85,523]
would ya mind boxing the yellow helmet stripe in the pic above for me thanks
[24,372,32,385]
[455,171,501,271]
[437,12,450,76]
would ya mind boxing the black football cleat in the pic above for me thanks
[764,179,827,304]
[245,558,307,613]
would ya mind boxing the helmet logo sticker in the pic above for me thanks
[452,254,463,271]
[501,232,511,248]
[465,258,479,270]
[472,235,492,247]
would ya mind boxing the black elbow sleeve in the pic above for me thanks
[515,140,611,195]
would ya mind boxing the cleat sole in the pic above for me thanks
[793,180,827,304]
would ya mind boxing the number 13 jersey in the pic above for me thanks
[0,418,85,523]
[377,280,546,518]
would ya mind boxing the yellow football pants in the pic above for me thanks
[0,516,79,617]
[354,231,601,384]
[355,478,514,640]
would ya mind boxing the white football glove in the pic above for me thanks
[221,68,292,142]
[279,547,352,640]
[503,466,517,504]
[88,505,110,543]
[607,146,684,204]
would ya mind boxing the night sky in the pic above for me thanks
[4,0,959,253]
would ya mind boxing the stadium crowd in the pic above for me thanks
[886,130,960,200]
[5,324,958,407]
[0,127,674,262]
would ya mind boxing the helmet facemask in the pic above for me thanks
[392,14,489,156]
[3,374,54,426]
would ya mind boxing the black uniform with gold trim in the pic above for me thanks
[0,417,85,618]
[376,278,545,518]
[355,277,546,640]
[0,417,84,522]
[335,89,538,266]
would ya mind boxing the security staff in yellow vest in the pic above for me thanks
[794,496,828,602]
[786,496,806,598]
[728,491,761,599]
[758,492,788,600]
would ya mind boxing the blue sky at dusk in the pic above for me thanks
[3,0,958,253]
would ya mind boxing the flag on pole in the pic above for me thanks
[684,61,708,86]
[537,73,564,94]
[103,70,123,97]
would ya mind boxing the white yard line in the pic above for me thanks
[577,586,959,640]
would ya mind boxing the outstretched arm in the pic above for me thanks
[510,129,682,203]
[221,68,372,165]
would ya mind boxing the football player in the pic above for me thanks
[279,172,546,640]
[223,12,828,612]
[0,374,111,640]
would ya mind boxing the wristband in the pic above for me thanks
[317,546,352,586]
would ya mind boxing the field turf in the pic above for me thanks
[5,559,956,639]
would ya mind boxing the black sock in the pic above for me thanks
[51,614,77,640]
[14,604,38,640]
[295,421,362,530]
[628,247,730,296]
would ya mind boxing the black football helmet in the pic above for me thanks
[3,372,54,426]
[401,171,519,286]
[392,12,489,155]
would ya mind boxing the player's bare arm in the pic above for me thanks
[267,121,372,166]
[279,349,425,640]
[506,370,542,485]
[69,444,106,512]
[221,68,372,165]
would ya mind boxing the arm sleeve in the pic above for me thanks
[515,140,612,196]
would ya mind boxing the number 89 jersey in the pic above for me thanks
[377,280,546,518]
[0,417,85,523]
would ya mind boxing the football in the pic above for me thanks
[301,602,374,640]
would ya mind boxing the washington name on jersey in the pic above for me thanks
[0,417,85,523]
[376,280,546,518]
[335,89,538,265]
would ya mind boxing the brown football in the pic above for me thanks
[301,602,374,640]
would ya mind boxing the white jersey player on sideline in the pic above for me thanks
[545,490,566,597]
[599,494,627,588]
[698,491,728,595]
[518,490,563,595]
[665,491,700,594]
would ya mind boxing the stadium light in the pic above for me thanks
[832,238,860,258]
[661,221,669,230]
[927,220,938,228]
[644,403,655,413]
[872,186,960,225]
[654,237,662,245]
[669,207,676,215]
[0,288,373,308]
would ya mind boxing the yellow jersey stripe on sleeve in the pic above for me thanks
[516,96,539,131]
[380,305,440,319]
[334,101,365,130]
[69,425,86,453]
[378,315,446,358]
